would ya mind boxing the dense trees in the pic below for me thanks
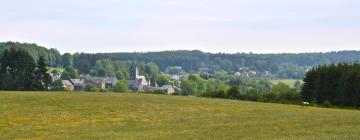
[4,42,360,79]
[0,47,50,91]
[34,56,51,90]
[0,42,61,67]
[61,66,78,80]
[156,74,170,87]
[65,50,360,79]
[50,80,64,91]
[61,53,73,67]
[145,62,160,86]
[181,73,302,104]
[301,63,360,107]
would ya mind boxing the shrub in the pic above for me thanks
[153,90,165,94]
[227,86,240,99]
[85,84,99,92]
[323,100,332,108]
[112,80,128,93]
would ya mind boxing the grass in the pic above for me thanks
[47,67,64,73]
[1,92,360,140]
[270,79,302,87]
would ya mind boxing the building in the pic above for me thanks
[198,67,210,75]
[128,59,149,91]
[170,75,181,81]
[159,85,175,95]
[62,80,74,91]
[85,77,118,89]
[70,79,85,91]
[85,78,106,89]
[165,66,182,74]
[49,73,61,82]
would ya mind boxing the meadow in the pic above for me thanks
[1,92,360,140]
[270,79,301,87]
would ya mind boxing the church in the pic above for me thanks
[127,59,149,91]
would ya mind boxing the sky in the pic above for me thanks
[1,0,360,54]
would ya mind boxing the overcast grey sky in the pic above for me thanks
[1,0,360,53]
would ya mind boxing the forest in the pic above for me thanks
[1,41,360,79]
[302,63,360,107]
[1,41,360,108]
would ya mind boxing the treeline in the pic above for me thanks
[180,74,302,104]
[2,41,360,79]
[0,47,50,91]
[68,50,360,79]
[301,63,360,107]
[0,42,61,67]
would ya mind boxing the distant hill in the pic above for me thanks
[1,41,360,79]
[73,50,360,74]
[0,41,61,67]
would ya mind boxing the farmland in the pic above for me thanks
[1,92,360,140]
[270,79,302,87]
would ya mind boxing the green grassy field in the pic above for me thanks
[47,67,64,73]
[270,79,302,87]
[1,92,360,140]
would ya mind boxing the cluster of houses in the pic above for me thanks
[53,60,181,95]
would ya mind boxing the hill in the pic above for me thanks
[73,50,360,79]
[1,92,360,139]
[78,50,360,72]
[0,42,61,67]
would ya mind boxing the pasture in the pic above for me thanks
[270,79,302,87]
[1,92,360,139]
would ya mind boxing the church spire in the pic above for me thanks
[130,54,139,80]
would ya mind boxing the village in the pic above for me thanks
[51,60,183,94]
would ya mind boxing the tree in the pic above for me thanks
[301,64,360,107]
[96,68,107,76]
[0,42,62,67]
[61,66,78,80]
[145,62,160,86]
[112,80,129,93]
[181,80,197,96]
[293,80,302,92]
[77,60,91,74]
[272,82,291,95]
[85,84,99,92]
[61,53,73,67]
[156,74,170,87]
[0,47,36,90]
[188,74,202,81]
[227,86,240,99]
[166,66,181,75]
[116,70,127,80]
[50,80,64,91]
[34,56,51,90]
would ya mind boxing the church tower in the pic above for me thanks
[130,59,139,80]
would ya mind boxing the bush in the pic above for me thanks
[323,100,332,108]
[112,80,128,93]
[100,88,109,92]
[261,93,278,102]
[203,90,227,98]
[153,90,165,94]
[85,84,99,92]
[172,92,181,96]
[50,80,64,91]
[227,86,240,99]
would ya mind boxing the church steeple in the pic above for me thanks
[130,56,139,80]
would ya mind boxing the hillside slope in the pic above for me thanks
[0,92,360,139]
[0,42,61,67]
